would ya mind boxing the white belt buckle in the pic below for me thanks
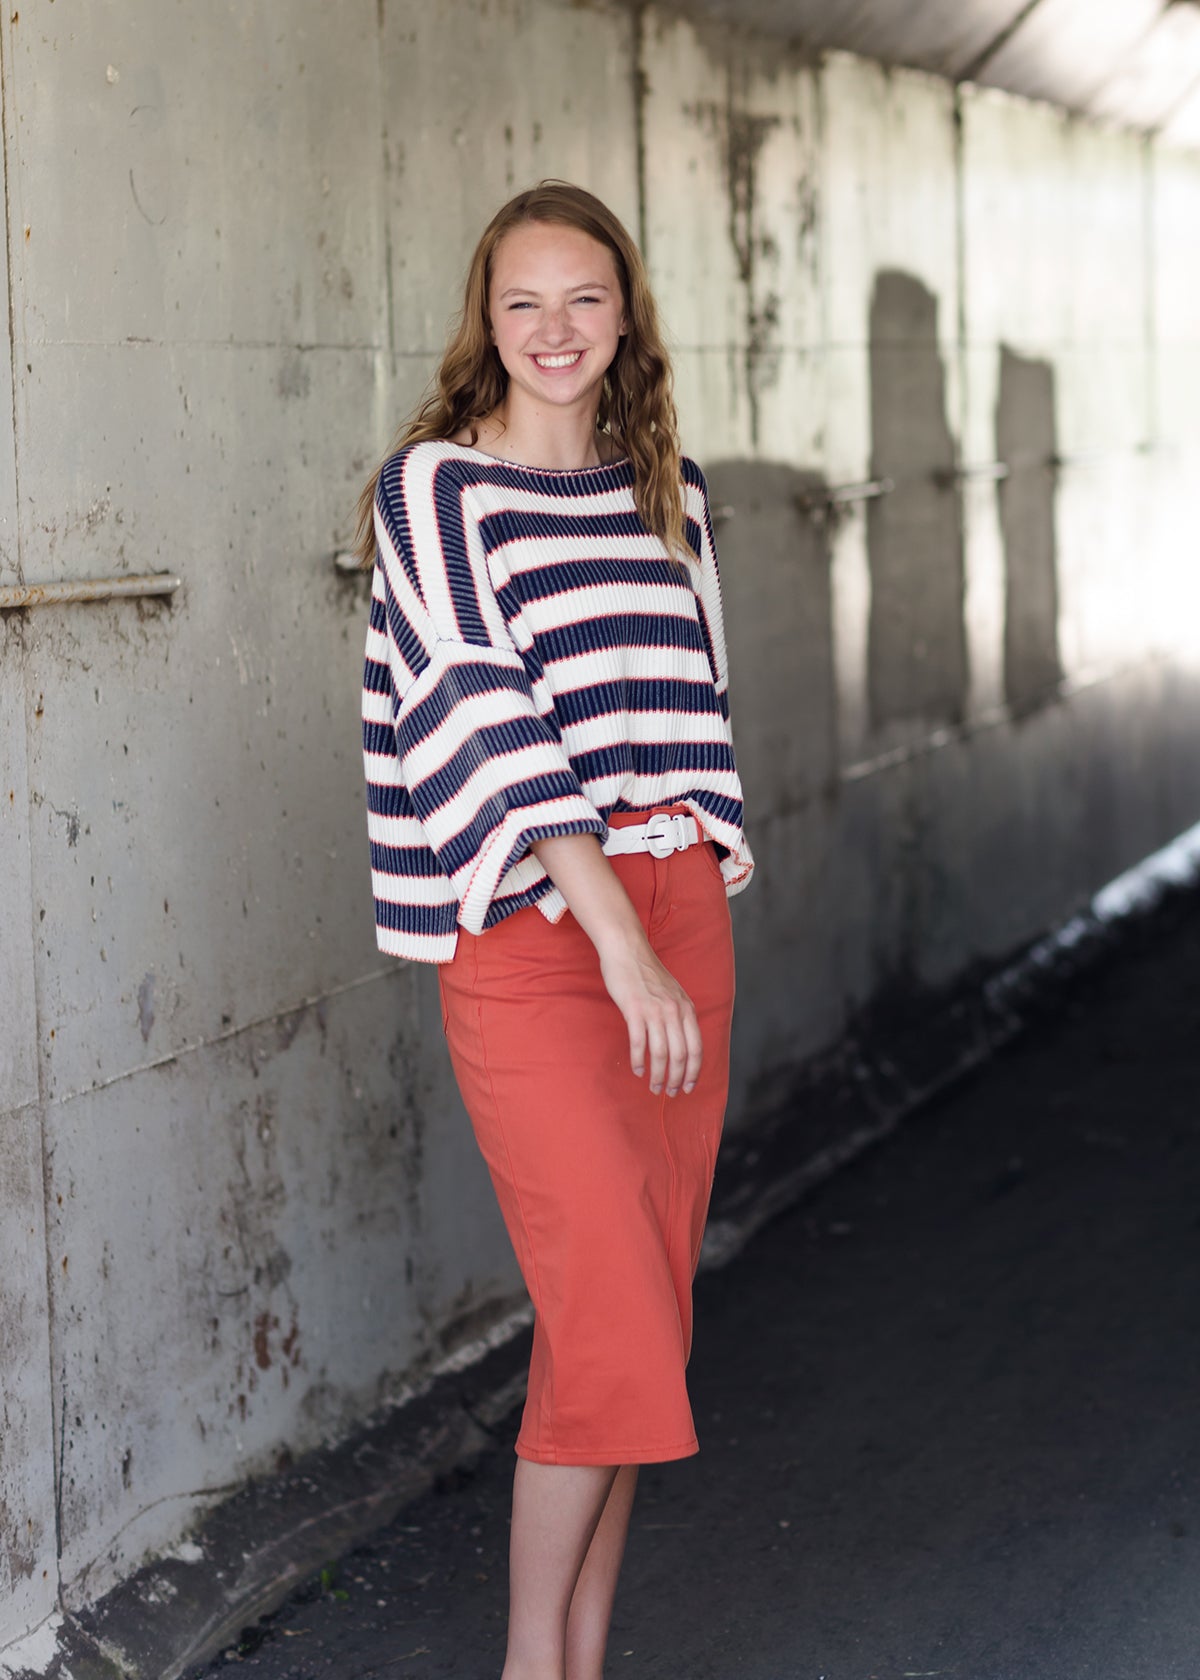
[644,811,689,859]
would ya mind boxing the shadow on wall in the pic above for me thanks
[705,285,1063,827]
[867,269,967,731]
[704,461,835,821]
[996,345,1063,717]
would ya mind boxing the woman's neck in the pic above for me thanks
[472,400,616,471]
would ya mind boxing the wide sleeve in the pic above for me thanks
[363,445,608,938]
[681,459,756,894]
[682,461,733,732]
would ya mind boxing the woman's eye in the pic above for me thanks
[575,295,600,305]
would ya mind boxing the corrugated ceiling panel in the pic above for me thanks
[666,0,1034,72]
[1087,4,1200,127]
[966,0,1166,106]
[817,0,1035,77]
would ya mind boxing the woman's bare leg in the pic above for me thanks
[503,1460,619,1680]
[565,1464,639,1680]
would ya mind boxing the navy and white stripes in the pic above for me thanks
[362,439,754,963]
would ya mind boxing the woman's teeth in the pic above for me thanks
[534,352,583,368]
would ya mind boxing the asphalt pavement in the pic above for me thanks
[197,890,1200,1680]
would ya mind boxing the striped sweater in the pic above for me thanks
[361,438,754,963]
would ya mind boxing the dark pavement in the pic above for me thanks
[198,893,1200,1680]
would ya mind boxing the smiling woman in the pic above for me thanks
[353,180,754,1680]
[353,179,695,572]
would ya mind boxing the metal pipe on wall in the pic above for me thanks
[0,574,181,611]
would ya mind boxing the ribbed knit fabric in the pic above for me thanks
[362,439,754,963]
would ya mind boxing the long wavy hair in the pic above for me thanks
[352,180,691,571]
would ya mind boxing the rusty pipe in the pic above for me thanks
[0,573,181,610]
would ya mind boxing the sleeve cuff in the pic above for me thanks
[456,801,608,935]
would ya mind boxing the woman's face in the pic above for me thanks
[488,221,627,418]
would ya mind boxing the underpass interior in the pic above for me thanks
[1,2,1199,1675]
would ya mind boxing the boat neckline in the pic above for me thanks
[441,441,632,475]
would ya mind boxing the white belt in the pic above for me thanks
[601,811,702,859]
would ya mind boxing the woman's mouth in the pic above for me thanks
[531,351,584,370]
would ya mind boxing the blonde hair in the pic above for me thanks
[352,180,691,570]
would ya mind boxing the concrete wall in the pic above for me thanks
[2,0,1198,1652]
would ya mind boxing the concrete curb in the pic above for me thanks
[9,819,1199,1680]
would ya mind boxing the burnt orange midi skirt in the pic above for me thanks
[436,803,736,1466]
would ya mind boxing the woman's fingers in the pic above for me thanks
[629,1019,646,1081]
[629,994,703,1096]
[657,1013,692,1098]
[644,1016,669,1094]
[681,1007,703,1094]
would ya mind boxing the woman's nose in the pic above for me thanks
[540,305,572,344]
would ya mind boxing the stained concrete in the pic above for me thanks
[640,9,821,462]
[0,1102,56,1647]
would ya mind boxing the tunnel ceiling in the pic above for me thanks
[667,0,1200,143]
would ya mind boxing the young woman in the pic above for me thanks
[357,180,754,1680]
